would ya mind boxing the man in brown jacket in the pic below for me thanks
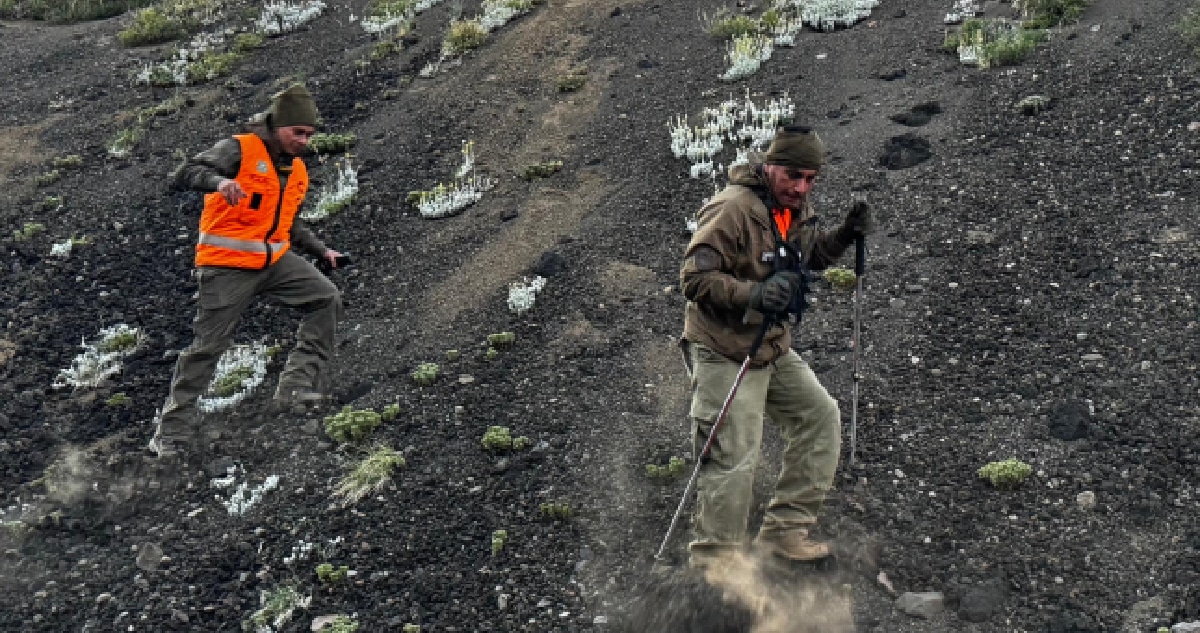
[149,84,345,458]
[679,125,875,567]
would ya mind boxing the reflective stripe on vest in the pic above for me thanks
[195,134,308,269]
[198,232,290,254]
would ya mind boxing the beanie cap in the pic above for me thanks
[762,125,825,170]
[269,84,319,128]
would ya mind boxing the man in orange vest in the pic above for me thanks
[150,84,345,458]
[678,126,875,568]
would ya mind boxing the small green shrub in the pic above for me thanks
[1179,5,1200,56]
[380,403,401,422]
[324,406,383,443]
[402,625,421,633]
[186,50,241,83]
[244,583,305,631]
[232,32,264,53]
[1016,0,1088,29]
[759,8,781,30]
[977,458,1033,489]
[13,222,46,241]
[97,329,139,353]
[445,349,460,361]
[1015,94,1051,115]
[646,456,688,479]
[118,7,187,46]
[956,18,1044,67]
[52,155,83,169]
[556,69,588,92]
[485,347,500,361]
[823,267,857,291]
[109,126,145,158]
[105,392,131,407]
[334,445,405,506]
[539,502,571,521]
[411,362,439,386]
[41,196,63,211]
[707,11,758,38]
[210,365,255,397]
[443,18,487,56]
[308,132,357,155]
[0,0,156,23]
[320,616,359,633]
[490,529,507,556]
[315,562,350,584]
[36,170,61,187]
[480,426,532,451]
[521,161,563,180]
[486,332,516,348]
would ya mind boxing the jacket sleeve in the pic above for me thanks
[289,219,329,259]
[680,201,756,310]
[801,222,856,271]
[172,138,241,193]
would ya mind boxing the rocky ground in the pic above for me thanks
[0,0,1197,631]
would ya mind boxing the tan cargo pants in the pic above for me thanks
[157,251,343,439]
[682,341,841,556]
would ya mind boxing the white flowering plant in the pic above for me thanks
[412,140,494,219]
[197,342,270,412]
[256,0,326,36]
[53,324,143,390]
[722,33,773,81]
[507,276,547,315]
[222,473,281,516]
[304,159,359,221]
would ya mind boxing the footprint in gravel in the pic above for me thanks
[889,101,942,127]
[878,133,932,170]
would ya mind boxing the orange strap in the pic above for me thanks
[772,207,792,238]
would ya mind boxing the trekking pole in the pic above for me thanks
[849,236,865,468]
[655,318,772,563]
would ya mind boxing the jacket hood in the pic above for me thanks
[728,160,765,187]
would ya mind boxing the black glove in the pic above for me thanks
[749,271,801,314]
[843,200,877,237]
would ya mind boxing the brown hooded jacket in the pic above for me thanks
[680,162,856,365]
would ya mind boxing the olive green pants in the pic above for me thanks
[157,251,342,437]
[683,341,841,555]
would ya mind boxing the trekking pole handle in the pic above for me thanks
[855,236,866,277]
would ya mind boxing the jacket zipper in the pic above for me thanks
[261,175,284,270]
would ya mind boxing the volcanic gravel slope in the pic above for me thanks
[1,0,1198,630]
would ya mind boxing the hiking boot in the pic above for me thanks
[754,528,832,562]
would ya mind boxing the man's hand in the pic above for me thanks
[218,178,247,206]
[749,271,801,314]
[323,249,344,269]
[843,200,877,237]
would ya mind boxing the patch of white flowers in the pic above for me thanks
[479,0,537,30]
[723,33,773,81]
[416,140,494,219]
[197,342,269,413]
[945,0,981,24]
[256,0,326,36]
[669,92,795,231]
[53,324,143,390]
[360,0,447,33]
[774,0,881,32]
[135,31,226,86]
[222,473,280,516]
[49,239,73,258]
[282,539,316,565]
[769,15,806,46]
[508,276,547,316]
[304,159,359,221]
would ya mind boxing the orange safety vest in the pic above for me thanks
[195,134,308,269]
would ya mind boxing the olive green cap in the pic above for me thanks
[763,125,826,170]
[269,84,319,128]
